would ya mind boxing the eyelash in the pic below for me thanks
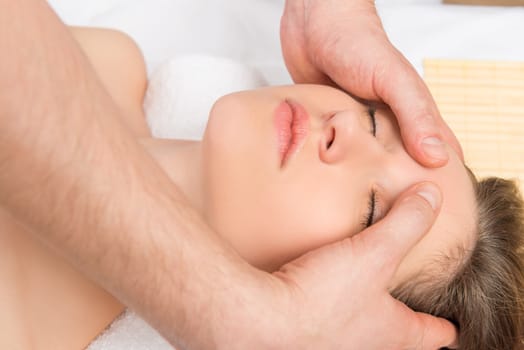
[364,106,378,228]
[363,191,377,229]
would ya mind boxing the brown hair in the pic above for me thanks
[392,174,524,350]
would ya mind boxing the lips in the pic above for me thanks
[274,99,310,168]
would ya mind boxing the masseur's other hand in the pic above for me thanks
[263,183,458,349]
[280,0,463,167]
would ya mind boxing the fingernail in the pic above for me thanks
[417,183,440,210]
[421,137,448,162]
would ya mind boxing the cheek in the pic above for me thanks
[201,94,275,264]
[200,91,362,270]
[203,160,355,270]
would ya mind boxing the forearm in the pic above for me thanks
[0,0,260,348]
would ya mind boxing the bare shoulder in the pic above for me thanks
[70,26,151,137]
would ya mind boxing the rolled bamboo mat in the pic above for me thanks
[424,59,524,192]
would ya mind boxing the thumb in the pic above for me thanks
[355,182,442,284]
[373,49,464,167]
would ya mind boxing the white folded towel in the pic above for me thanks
[87,310,174,350]
[144,54,267,140]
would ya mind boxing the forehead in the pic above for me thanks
[390,148,478,288]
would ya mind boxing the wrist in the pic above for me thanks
[207,268,293,349]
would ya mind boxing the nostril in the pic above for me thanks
[326,127,336,149]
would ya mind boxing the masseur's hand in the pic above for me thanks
[230,183,458,350]
[281,0,463,167]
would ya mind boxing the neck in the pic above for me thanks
[139,137,204,215]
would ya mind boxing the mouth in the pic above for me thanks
[274,99,310,168]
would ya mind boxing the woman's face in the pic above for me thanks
[202,84,476,284]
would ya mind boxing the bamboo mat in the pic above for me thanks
[424,59,524,191]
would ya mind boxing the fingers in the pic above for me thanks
[281,0,465,167]
[280,0,334,85]
[439,120,465,162]
[373,49,464,167]
[411,311,459,350]
[389,298,459,350]
[356,182,442,283]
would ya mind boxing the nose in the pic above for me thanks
[319,109,363,164]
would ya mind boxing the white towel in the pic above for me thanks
[87,310,174,350]
[144,54,267,140]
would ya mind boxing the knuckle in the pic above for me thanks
[412,115,440,136]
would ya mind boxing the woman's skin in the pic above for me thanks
[191,86,477,281]
[141,85,478,282]
[0,26,475,349]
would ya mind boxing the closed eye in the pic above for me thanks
[363,190,376,229]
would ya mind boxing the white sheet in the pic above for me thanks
[49,0,524,85]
